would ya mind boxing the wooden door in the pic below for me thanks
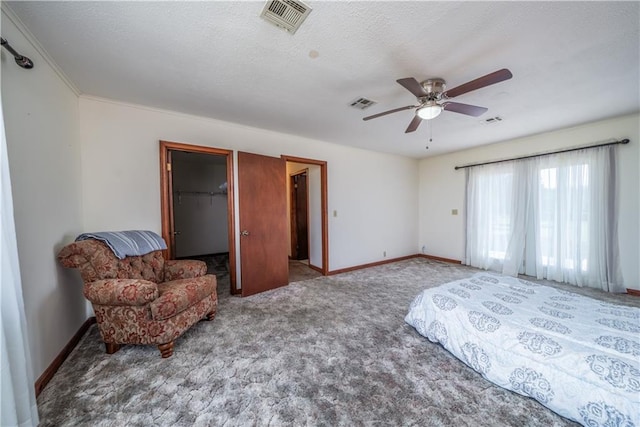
[290,171,309,260]
[238,152,289,296]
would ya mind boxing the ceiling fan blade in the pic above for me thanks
[443,68,513,99]
[443,102,488,117]
[405,115,422,133]
[396,77,428,97]
[362,105,416,121]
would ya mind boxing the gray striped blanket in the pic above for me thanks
[76,230,167,259]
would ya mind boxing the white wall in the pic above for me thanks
[79,96,420,272]
[1,9,85,378]
[418,113,640,289]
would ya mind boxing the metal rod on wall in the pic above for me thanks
[1,37,34,69]
[454,138,630,170]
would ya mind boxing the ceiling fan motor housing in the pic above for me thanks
[421,78,446,100]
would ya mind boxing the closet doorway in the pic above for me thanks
[172,152,227,256]
[159,141,237,294]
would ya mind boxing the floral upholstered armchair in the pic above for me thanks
[58,239,217,358]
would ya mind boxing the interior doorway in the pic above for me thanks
[282,155,328,276]
[172,151,228,259]
[289,170,309,261]
[159,141,237,294]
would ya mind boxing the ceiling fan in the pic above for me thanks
[363,68,513,133]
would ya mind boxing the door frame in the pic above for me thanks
[159,140,237,293]
[281,155,329,275]
[289,169,310,260]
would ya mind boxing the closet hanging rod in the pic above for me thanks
[1,37,34,69]
[174,190,226,196]
[454,138,629,170]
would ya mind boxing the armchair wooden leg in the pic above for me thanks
[205,310,217,321]
[105,342,121,354]
[158,342,174,358]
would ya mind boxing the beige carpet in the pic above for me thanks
[289,259,322,283]
[37,258,637,426]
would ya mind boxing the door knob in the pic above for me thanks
[241,230,250,236]
[173,231,181,236]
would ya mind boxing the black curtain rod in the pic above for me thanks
[454,138,630,170]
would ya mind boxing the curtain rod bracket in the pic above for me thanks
[454,138,630,170]
[1,37,34,69]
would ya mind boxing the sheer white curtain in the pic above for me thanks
[1,101,39,425]
[465,145,623,292]
[465,162,515,271]
[531,146,622,290]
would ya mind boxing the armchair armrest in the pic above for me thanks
[84,279,159,306]
[164,259,207,281]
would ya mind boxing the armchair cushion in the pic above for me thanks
[163,259,207,281]
[150,275,216,321]
[84,279,159,306]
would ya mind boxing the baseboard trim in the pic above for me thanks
[308,264,323,274]
[35,316,96,397]
[328,255,419,275]
[417,254,463,264]
[626,288,640,297]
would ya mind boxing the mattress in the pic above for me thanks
[405,272,639,427]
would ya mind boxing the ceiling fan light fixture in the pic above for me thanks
[417,102,442,120]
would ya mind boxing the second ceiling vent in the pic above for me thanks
[260,0,312,34]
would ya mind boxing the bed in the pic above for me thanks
[405,272,639,427]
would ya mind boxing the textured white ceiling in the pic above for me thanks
[6,1,640,158]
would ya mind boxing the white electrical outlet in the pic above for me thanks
[422,245,426,254]
[383,251,387,257]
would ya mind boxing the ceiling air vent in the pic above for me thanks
[260,0,312,34]
[349,97,377,110]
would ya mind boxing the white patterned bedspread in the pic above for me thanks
[405,272,639,427]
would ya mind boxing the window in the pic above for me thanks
[465,146,622,292]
